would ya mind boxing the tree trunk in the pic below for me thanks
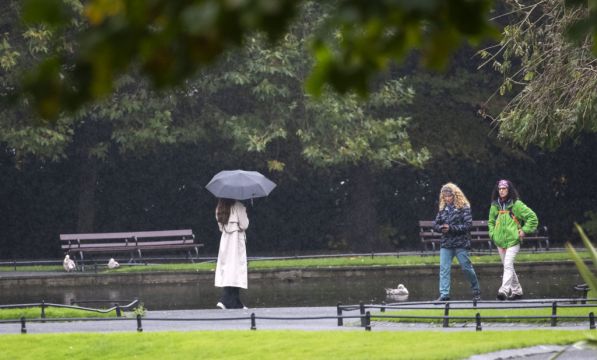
[343,164,381,252]
[76,151,98,233]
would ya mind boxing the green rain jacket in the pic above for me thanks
[488,199,538,249]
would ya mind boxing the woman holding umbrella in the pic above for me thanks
[207,170,276,309]
[215,198,249,309]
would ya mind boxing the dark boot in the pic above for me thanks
[435,295,450,303]
[218,287,236,309]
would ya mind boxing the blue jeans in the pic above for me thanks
[439,247,480,297]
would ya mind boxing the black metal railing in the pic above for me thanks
[0,312,368,334]
[0,298,140,319]
[1,298,596,334]
[337,298,597,331]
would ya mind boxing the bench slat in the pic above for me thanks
[62,243,133,249]
[60,229,193,241]
[66,244,201,253]
[134,244,202,251]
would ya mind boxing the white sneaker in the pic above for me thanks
[242,306,248,310]
[216,302,226,309]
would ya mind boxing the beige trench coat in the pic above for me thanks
[214,201,249,289]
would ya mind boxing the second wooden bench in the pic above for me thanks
[419,220,549,252]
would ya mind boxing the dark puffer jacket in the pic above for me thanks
[433,205,473,249]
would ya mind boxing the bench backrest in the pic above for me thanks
[419,219,548,251]
[419,220,490,241]
[60,229,194,250]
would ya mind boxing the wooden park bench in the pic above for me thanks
[61,229,202,269]
[419,220,549,252]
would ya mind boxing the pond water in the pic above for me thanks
[0,269,583,310]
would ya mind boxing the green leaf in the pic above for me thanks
[575,223,597,271]
[22,0,70,26]
[566,242,597,298]
[523,71,534,81]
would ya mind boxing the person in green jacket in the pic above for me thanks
[488,179,538,300]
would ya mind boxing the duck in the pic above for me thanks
[108,258,120,269]
[385,283,409,296]
[63,255,76,272]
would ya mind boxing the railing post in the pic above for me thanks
[365,311,371,331]
[136,314,143,332]
[250,313,256,330]
[551,301,557,327]
[337,302,343,327]
[381,301,385,313]
[589,312,595,330]
[41,300,46,323]
[443,303,450,328]
[20,317,26,334]
[475,313,482,331]
[360,302,365,327]
[115,304,122,317]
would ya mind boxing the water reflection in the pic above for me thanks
[0,270,583,310]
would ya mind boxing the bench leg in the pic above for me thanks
[137,249,145,264]
[79,251,85,272]
[186,250,195,264]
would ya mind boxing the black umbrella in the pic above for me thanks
[205,170,276,200]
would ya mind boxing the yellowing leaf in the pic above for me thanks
[84,0,124,26]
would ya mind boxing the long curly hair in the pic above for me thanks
[438,182,470,210]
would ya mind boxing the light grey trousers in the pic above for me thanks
[498,244,522,296]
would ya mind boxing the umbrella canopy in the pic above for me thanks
[205,170,276,200]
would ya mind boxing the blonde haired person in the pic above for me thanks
[433,183,481,302]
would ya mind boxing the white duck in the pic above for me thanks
[108,258,120,269]
[63,255,76,272]
[385,283,409,296]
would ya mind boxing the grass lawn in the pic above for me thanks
[59,251,594,273]
[0,251,590,273]
[0,265,64,272]
[374,305,597,325]
[0,307,119,320]
[0,329,592,360]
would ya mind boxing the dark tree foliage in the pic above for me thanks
[1,1,596,259]
[2,132,596,259]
